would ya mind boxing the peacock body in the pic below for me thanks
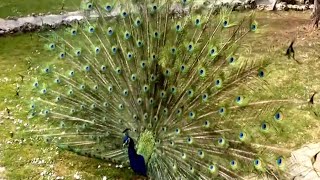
[23,0,307,179]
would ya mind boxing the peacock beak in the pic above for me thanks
[122,138,130,147]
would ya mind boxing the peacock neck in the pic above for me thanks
[128,138,138,158]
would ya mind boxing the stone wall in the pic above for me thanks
[0,0,314,36]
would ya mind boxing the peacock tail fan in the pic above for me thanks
[21,0,310,179]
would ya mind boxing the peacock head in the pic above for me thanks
[122,128,132,147]
[123,136,131,147]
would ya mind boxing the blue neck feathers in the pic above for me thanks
[126,136,147,177]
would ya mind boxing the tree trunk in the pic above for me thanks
[313,0,320,28]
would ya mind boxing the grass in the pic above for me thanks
[1,10,320,179]
[0,0,82,18]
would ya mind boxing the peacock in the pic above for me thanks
[21,0,311,179]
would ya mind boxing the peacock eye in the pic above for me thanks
[152,54,157,61]
[176,108,182,116]
[105,5,112,11]
[87,3,93,10]
[175,128,180,134]
[44,68,50,73]
[131,74,137,81]
[171,47,176,54]
[127,53,133,60]
[189,111,195,119]
[229,56,235,63]
[107,27,113,36]
[195,18,201,26]
[49,43,55,50]
[137,40,143,47]
[223,20,228,27]
[163,68,172,77]
[187,89,194,97]
[135,19,141,26]
[123,89,129,96]
[41,88,47,94]
[236,96,241,102]
[149,98,154,105]
[71,29,77,35]
[160,91,166,98]
[124,31,131,39]
[180,65,186,72]
[276,156,284,167]
[89,26,95,33]
[219,107,226,115]
[101,65,107,72]
[274,112,282,121]
[261,122,268,131]
[59,52,65,59]
[204,121,208,125]
[176,24,181,31]
[112,47,117,54]
[153,5,157,10]
[251,22,258,31]
[218,137,226,146]
[33,82,39,87]
[115,67,122,74]
[170,86,176,94]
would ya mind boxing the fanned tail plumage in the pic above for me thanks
[22,0,308,179]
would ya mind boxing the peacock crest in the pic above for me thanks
[22,0,310,179]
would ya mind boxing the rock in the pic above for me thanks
[288,4,294,9]
[314,153,320,172]
[301,6,306,10]
[305,3,310,9]
[280,0,297,4]
[245,0,257,8]
[257,4,267,10]
[310,4,315,9]
[288,143,320,179]
[235,5,246,10]
[6,16,18,20]
[20,23,38,33]
[276,2,289,10]
[287,4,308,10]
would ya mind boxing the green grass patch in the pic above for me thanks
[0,0,82,18]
